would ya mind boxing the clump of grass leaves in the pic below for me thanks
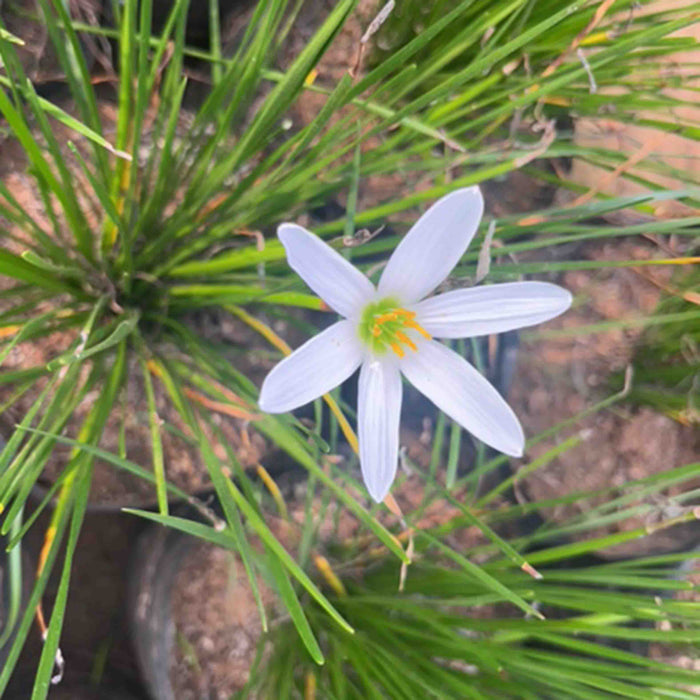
[0,0,699,696]
[252,440,700,700]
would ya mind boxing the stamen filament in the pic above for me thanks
[395,331,417,352]
[389,342,405,358]
[403,319,432,340]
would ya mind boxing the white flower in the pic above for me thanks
[259,187,572,502]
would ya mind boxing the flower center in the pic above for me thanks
[358,298,431,358]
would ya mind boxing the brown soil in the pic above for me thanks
[285,0,430,218]
[509,238,700,556]
[570,0,700,203]
[169,541,274,699]
[1,0,50,84]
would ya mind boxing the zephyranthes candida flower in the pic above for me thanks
[259,187,571,502]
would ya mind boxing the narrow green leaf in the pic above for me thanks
[0,511,23,648]
[140,357,168,515]
[31,464,92,700]
[223,477,354,635]
[421,532,544,620]
[266,549,325,664]
[0,250,79,294]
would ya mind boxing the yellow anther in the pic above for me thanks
[389,342,405,358]
[375,312,399,324]
[403,318,432,340]
[372,324,382,337]
[395,331,417,352]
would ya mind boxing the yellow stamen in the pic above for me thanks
[403,318,432,340]
[394,309,416,319]
[389,342,405,358]
[362,301,431,356]
[395,331,417,352]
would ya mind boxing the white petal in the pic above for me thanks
[378,186,484,304]
[414,282,572,339]
[259,320,362,413]
[358,359,403,502]
[278,223,375,318]
[401,340,524,457]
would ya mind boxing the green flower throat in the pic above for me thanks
[358,298,431,358]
